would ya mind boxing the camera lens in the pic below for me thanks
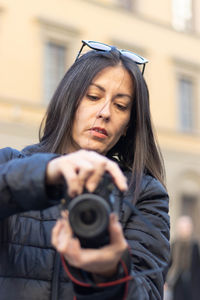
[67,173,115,248]
[68,193,111,241]
[80,209,97,225]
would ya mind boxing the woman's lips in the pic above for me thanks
[89,127,108,138]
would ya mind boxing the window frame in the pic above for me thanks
[37,17,80,104]
[43,41,67,103]
[172,0,194,32]
[177,75,195,132]
[174,60,200,135]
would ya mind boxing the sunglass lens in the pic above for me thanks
[86,41,111,51]
[121,50,148,64]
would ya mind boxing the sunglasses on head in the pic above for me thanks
[75,40,149,75]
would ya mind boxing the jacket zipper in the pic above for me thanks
[51,252,61,300]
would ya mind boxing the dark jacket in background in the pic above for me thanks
[166,239,200,300]
[0,147,170,300]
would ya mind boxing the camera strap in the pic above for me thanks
[60,253,132,300]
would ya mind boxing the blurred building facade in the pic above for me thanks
[0,0,200,238]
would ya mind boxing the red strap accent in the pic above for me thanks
[61,255,91,287]
[61,255,132,299]
[120,258,129,300]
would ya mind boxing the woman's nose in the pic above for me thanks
[96,101,111,121]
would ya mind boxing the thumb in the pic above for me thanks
[109,213,127,247]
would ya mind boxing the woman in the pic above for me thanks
[0,40,170,299]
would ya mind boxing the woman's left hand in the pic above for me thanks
[51,211,128,277]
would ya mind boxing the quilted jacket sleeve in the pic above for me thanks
[0,147,57,219]
[123,175,170,299]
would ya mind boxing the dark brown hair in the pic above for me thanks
[27,49,165,201]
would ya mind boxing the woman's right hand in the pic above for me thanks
[46,150,127,197]
[51,210,128,277]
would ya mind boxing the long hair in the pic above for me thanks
[27,49,165,201]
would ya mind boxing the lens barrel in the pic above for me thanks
[68,193,111,248]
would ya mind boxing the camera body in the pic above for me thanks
[67,174,115,248]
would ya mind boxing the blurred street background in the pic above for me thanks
[0,0,200,242]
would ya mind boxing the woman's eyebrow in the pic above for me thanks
[90,83,105,92]
[90,83,132,99]
[116,93,132,100]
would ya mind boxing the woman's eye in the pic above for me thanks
[87,95,100,101]
[115,103,127,111]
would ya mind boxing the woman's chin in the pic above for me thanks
[83,144,107,155]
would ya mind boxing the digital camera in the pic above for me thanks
[66,173,115,248]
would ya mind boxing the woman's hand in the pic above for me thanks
[46,150,127,197]
[51,211,128,277]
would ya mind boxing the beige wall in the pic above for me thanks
[0,0,200,239]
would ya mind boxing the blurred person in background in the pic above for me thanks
[165,215,200,300]
[0,40,170,299]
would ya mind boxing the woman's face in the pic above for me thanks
[69,65,134,155]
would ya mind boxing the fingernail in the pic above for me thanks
[111,213,118,222]
[61,211,68,219]
[69,191,77,198]
[121,182,128,191]
[87,183,96,192]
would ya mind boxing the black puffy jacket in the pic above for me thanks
[0,147,170,300]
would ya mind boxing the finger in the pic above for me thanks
[51,214,72,246]
[56,225,70,252]
[62,159,95,197]
[105,160,128,191]
[52,219,74,253]
[51,219,63,247]
[81,151,128,192]
[60,213,73,237]
[61,165,82,197]
[61,210,68,219]
[79,151,109,191]
[76,160,95,191]
[85,165,106,192]
[109,213,128,249]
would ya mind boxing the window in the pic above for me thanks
[44,42,66,102]
[38,17,80,103]
[172,0,193,31]
[118,0,133,10]
[178,77,195,132]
